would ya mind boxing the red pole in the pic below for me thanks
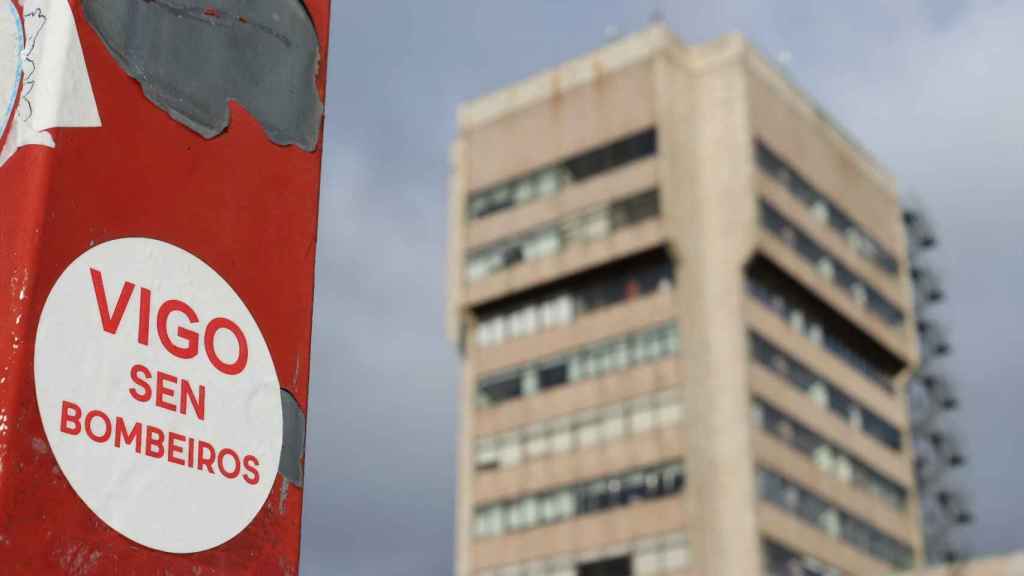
[0,0,330,572]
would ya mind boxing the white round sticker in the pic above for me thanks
[35,238,282,554]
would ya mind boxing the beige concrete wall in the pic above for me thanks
[463,61,656,194]
[743,47,926,565]
[660,34,764,576]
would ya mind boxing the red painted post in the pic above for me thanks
[0,0,330,572]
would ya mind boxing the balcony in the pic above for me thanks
[752,423,911,540]
[759,503,894,576]
[749,360,911,487]
[757,200,913,360]
[757,467,914,571]
[745,255,906,396]
[755,140,900,277]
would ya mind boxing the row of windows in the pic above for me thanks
[466,189,660,283]
[475,531,689,576]
[758,467,913,570]
[750,332,902,451]
[755,141,898,276]
[467,129,657,221]
[475,252,675,348]
[760,199,904,327]
[474,460,684,539]
[746,260,896,392]
[763,539,843,576]
[753,398,907,511]
[477,323,680,409]
[475,388,684,472]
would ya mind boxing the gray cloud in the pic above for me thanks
[300,2,1021,573]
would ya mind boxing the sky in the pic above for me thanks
[301,1,1024,574]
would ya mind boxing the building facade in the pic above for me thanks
[448,25,924,576]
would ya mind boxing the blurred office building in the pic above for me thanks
[448,25,934,576]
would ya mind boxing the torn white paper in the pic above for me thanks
[0,0,21,141]
[0,0,100,168]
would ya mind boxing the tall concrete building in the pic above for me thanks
[448,25,924,576]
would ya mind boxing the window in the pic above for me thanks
[550,417,573,454]
[468,129,656,221]
[759,199,904,328]
[578,556,631,576]
[630,396,655,435]
[525,424,549,460]
[476,322,679,409]
[478,373,522,407]
[749,331,903,451]
[603,405,626,441]
[746,256,903,392]
[755,141,899,275]
[498,431,523,468]
[758,467,912,570]
[763,539,843,576]
[466,189,660,283]
[656,389,683,427]
[481,533,688,576]
[474,388,685,472]
[633,540,661,575]
[577,411,603,449]
[473,461,684,539]
[539,362,569,390]
[753,397,907,511]
[476,437,498,471]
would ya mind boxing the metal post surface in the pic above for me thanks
[0,0,330,572]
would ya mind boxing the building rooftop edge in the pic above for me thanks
[457,23,681,131]
[742,44,900,195]
[456,24,901,198]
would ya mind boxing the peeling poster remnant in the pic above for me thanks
[0,0,20,143]
[279,388,305,488]
[84,0,324,151]
[0,0,102,168]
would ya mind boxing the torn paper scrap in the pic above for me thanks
[0,0,101,168]
[0,0,21,141]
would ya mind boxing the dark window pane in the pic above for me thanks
[539,363,568,390]
[578,556,631,576]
